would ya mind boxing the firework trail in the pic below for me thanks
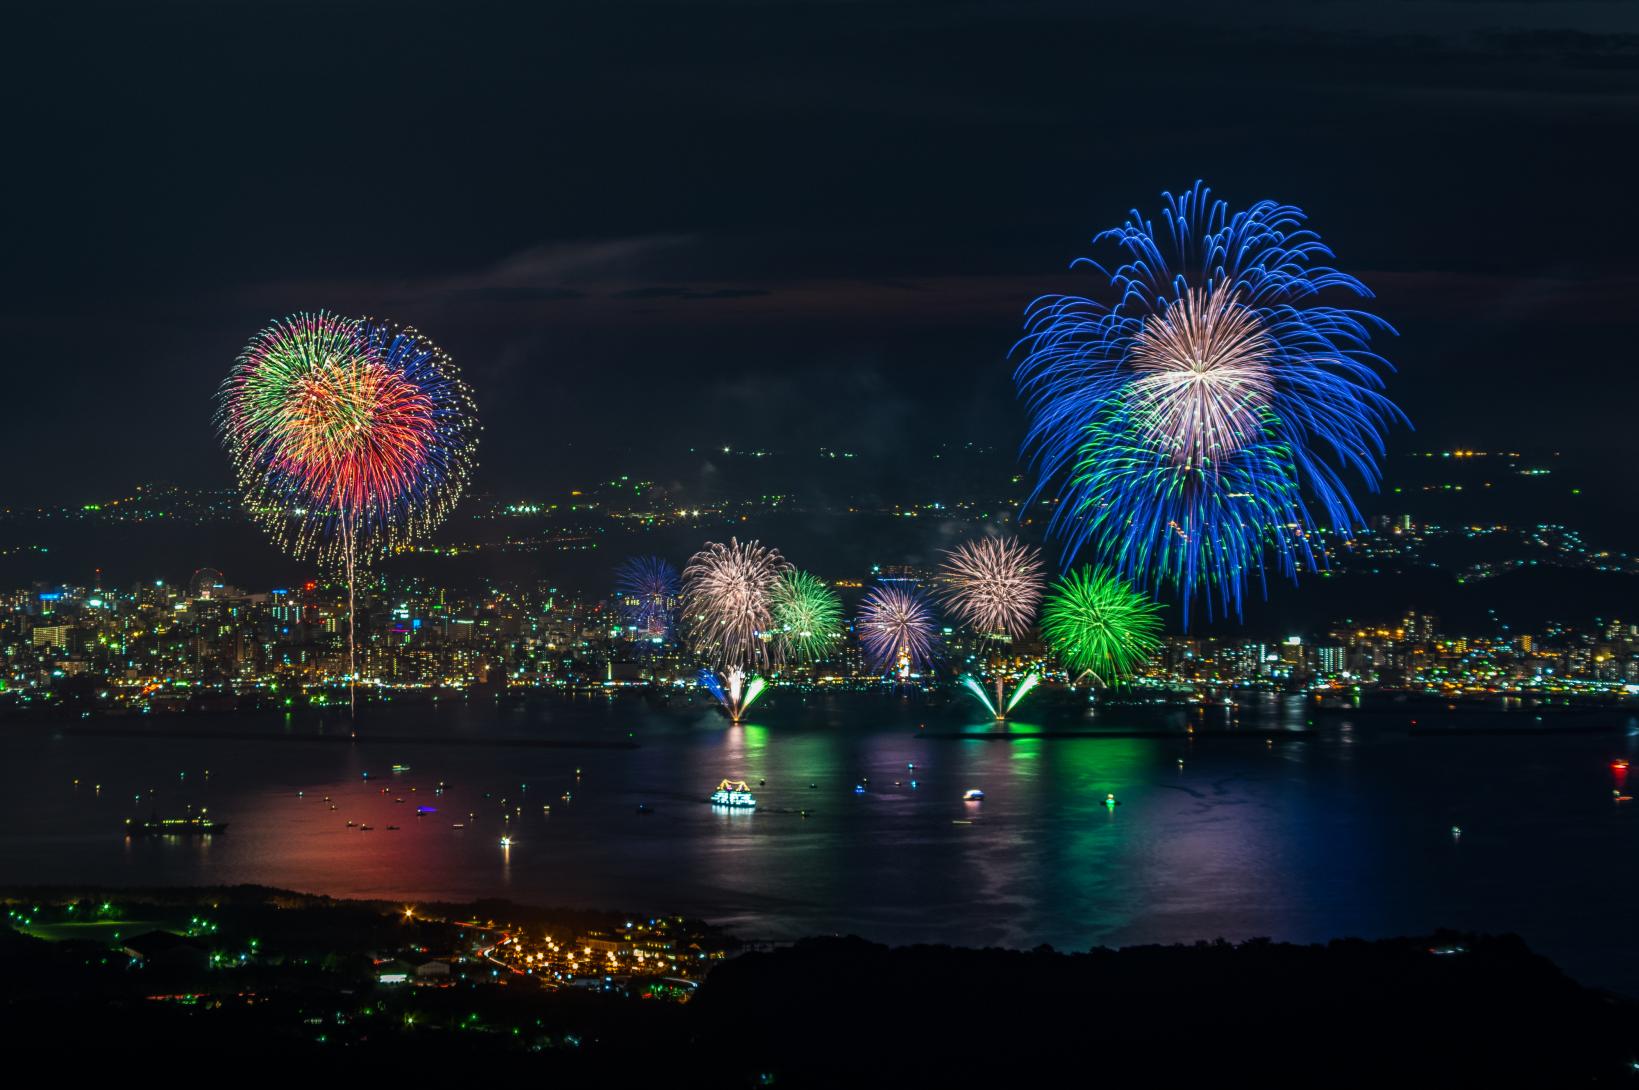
[937,536,1045,639]
[857,583,940,674]
[681,538,790,668]
[770,570,845,662]
[1014,182,1405,622]
[1040,566,1163,686]
[218,312,477,714]
[613,556,680,640]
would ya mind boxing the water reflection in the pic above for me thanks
[6,695,1639,992]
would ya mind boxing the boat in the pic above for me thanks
[1613,759,1630,770]
[452,823,465,829]
[359,824,373,831]
[636,804,655,815]
[126,815,227,836]
[385,824,400,830]
[391,764,411,773]
[963,789,985,801]
[710,779,757,808]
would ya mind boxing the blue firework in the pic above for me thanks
[1014,181,1406,621]
[613,555,680,640]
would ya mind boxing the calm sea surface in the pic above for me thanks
[3,692,1636,993]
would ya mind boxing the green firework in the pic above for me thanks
[770,570,844,662]
[1041,566,1163,685]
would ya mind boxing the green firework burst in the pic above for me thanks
[1041,566,1163,685]
[770,570,844,662]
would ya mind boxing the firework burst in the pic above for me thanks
[770,570,844,662]
[218,311,477,714]
[1015,182,1405,621]
[613,556,680,640]
[856,583,940,674]
[681,538,790,668]
[937,536,1045,639]
[1040,567,1163,686]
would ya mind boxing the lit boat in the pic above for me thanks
[391,764,411,773]
[963,789,984,801]
[126,815,227,836]
[710,779,757,808]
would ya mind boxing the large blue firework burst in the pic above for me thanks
[613,555,680,640]
[1014,182,1406,622]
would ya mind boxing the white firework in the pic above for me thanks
[938,536,1045,639]
[681,538,791,668]
[1128,282,1276,466]
[857,584,940,671]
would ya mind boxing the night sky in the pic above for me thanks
[5,2,1637,514]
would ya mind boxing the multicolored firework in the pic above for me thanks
[856,584,940,674]
[937,536,1045,639]
[681,538,790,668]
[218,312,477,713]
[1040,567,1163,686]
[1015,182,1405,621]
[770,570,844,662]
[697,665,767,721]
[220,313,478,565]
[613,556,680,640]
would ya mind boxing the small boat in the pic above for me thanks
[963,789,985,801]
[359,824,374,831]
[1613,759,1630,770]
[416,805,436,814]
[1104,793,1120,808]
[1615,792,1633,803]
[852,784,866,795]
[710,779,757,808]
[385,824,400,830]
[452,823,465,829]
[346,820,357,828]
[636,804,654,815]
[392,764,411,773]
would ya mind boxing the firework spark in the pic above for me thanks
[1015,182,1405,621]
[937,536,1045,639]
[857,583,940,674]
[1128,283,1276,466]
[770,570,844,662]
[613,556,680,640]
[681,538,790,668]
[218,311,477,714]
[1040,567,1163,686]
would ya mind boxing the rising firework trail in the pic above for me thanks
[939,536,1045,718]
[857,584,940,678]
[1040,567,1163,688]
[1015,182,1406,623]
[218,312,478,717]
